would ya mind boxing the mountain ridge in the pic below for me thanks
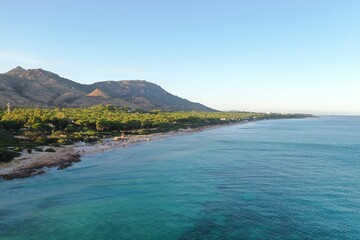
[0,67,216,111]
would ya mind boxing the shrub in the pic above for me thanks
[45,138,58,144]
[51,131,66,138]
[44,148,56,152]
[64,124,77,133]
[0,149,21,162]
[84,136,99,143]
[31,123,52,133]
[34,137,46,145]
[14,146,23,152]
[57,138,70,145]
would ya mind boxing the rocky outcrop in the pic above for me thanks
[0,150,81,180]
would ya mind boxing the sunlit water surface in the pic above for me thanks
[1,116,360,239]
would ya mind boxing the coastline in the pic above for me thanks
[0,123,232,180]
[0,117,311,181]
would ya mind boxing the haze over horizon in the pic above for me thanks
[1,1,359,115]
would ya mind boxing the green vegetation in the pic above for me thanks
[0,149,20,163]
[0,130,28,162]
[0,105,312,162]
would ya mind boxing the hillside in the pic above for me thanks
[0,67,215,111]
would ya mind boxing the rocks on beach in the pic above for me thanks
[0,149,81,180]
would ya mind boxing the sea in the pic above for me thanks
[1,116,360,240]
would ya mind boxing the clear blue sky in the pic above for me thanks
[1,0,359,114]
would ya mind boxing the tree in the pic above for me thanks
[64,124,78,133]
[96,119,111,131]
[31,123,52,133]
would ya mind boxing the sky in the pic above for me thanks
[0,0,359,114]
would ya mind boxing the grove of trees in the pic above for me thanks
[0,105,312,162]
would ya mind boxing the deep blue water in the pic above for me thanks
[1,116,360,239]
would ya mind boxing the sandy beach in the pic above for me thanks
[73,127,208,156]
[0,125,225,180]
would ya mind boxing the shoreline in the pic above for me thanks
[0,117,309,181]
[0,123,235,180]
[74,123,228,156]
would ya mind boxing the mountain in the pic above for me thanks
[0,67,215,111]
[86,88,110,99]
[5,66,26,76]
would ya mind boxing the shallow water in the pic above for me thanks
[1,116,360,239]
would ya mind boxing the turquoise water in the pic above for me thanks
[1,116,360,239]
